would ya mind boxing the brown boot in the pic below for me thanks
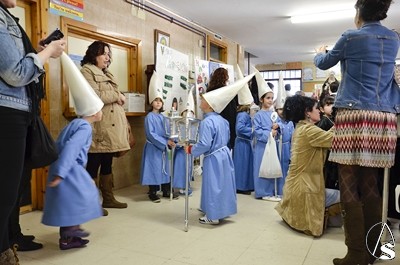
[0,245,19,265]
[93,177,109,216]
[333,202,368,265]
[363,198,383,264]
[99,174,128,208]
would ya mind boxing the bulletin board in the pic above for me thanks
[155,43,189,116]
[60,17,143,118]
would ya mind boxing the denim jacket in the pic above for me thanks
[0,8,44,112]
[314,22,400,114]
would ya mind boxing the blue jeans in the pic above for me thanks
[325,188,340,207]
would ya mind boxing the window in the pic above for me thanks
[261,69,302,97]
[207,35,227,63]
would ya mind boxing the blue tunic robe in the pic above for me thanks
[173,145,193,189]
[42,119,102,227]
[191,112,237,220]
[233,111,254,191]
[253,110,276,198]
[140,112,170,185]
[276,117,294,195]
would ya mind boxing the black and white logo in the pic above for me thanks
[366,222,396,260]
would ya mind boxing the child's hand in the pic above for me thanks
[272,128,278,137]
[168,139,176,148]
[272,123,279,130]
[48,176,62,187]
[184,145,192,154]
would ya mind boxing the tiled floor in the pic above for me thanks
[19,178,399,265]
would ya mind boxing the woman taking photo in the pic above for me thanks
[314,0,400,264]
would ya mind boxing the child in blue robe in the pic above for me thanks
[173,110,195,196]
[42,115,103,250]
[253,91,280,200]
[42,52,105,250]
[185,95,237,224]
[233,103,254,194]
[140,97,176,202]
[275,108,294,196]
[141,71,178,202]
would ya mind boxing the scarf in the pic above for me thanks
[0,3,45,120]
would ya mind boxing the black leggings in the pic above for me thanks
[86,153,114,179]
[8,165,32,244]
[0,107,30,252]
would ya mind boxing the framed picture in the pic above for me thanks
[155,29,170,47]
[154,29,170,64]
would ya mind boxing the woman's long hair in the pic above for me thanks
[207,68,228,92]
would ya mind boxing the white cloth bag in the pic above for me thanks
[259,132,282,179]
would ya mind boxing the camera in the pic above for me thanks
[40,29,64,46]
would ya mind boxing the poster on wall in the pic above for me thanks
[194,59,234,119]
[194,59,210,119]
[155,43,189,116]
[49,0,84,22]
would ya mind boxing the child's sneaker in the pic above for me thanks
[59,237,89,250]
[162,191,179,200]
[261,196,281,202]
[179,189,193,196]
[199,216,219,225]
[149,193,161,203]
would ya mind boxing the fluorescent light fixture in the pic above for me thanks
[291,9,354,24]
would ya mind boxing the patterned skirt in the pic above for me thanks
[328,109,397,168]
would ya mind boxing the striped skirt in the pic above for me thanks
[328,109,397,168]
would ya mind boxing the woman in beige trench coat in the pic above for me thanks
[80,41,130,214]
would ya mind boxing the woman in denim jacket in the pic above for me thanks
[0,0,65,263]
[314,1,399,264]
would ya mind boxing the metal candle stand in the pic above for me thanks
[164,109,181,200]
[270,111,281,199]
[176,114,200,232]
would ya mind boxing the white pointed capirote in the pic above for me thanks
[60,52,104,117]
[275,71,286,109]
[252,66,272,100]
[235,64,253,105]
[148,70,163,104]
[183,85,196,115]
[203,72,255,113]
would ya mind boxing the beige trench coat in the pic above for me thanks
[81,64,130,153]
[275,120,333,237]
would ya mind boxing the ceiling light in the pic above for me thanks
[291,9,355,24]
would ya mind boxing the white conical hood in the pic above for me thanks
[235,65,253,105]
[61,52,104,117]
[183,86,195,115]
[148,70,163,104]
[203,73,255,113]
[275,71,286,109]
[252,66,272,100]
